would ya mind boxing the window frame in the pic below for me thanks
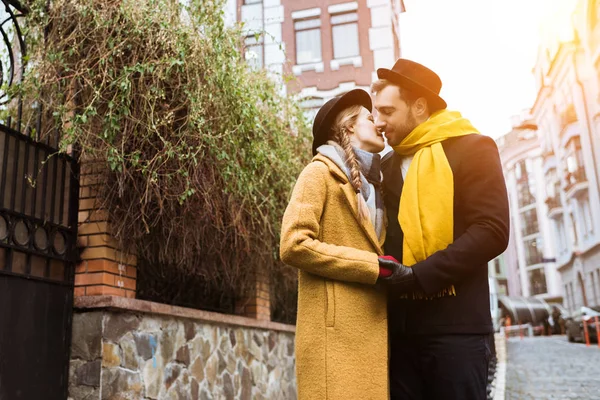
[330,11,360,60]
[294,17,323,65]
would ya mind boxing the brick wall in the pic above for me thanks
[235,272,271,321]
[75,162,137,298]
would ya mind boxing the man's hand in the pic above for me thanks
[377,255,418,292]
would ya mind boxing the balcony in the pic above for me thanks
[542,149,555,159]
[564,167,588,196]
[559,104,578,132]
[545,195,562,211]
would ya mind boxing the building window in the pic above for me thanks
[520,208,539,237]
[515,159,536,208]
[591,272,599,305]
[244,35,264,70]
[554,218,568,255]
[564,136,587,190]
[331,11,359,59]
[524,237,543,266]
[528,267,547,295]
[517,183,536,208]
[566,136,584,172]
[569,211,579,247]
[544,168,562,209]
[565,284,571,310]
[579,195,594,237]
[295,17,322,65]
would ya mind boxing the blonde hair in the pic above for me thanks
[331,105,371,224]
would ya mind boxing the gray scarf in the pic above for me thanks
[353,146,382,197]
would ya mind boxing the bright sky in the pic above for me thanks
[399,0,575,139]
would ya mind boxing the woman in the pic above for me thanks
[280,89,392,400]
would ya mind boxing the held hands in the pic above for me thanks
[377,255,418,292]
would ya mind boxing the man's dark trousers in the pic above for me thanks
[389,333,492,400]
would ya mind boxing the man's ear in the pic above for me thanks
[414,98,428,116]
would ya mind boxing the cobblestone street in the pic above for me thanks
[506,336,600,399]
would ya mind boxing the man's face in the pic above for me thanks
[374,85,418,147]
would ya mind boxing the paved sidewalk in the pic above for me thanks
[506,336,600,399]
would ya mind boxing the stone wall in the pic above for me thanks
[69,297,296,400]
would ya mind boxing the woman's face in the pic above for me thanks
[349,107,385,153]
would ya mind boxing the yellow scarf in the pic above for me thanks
[393,110,479,298]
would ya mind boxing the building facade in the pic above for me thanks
[235,0,405,118]
[532,0,600,312]
[488,254,509,296]
[496,0,600,311]
[496,116,563,301]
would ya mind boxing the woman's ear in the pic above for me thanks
[346,124,355,134]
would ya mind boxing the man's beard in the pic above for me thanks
[396,113,418,144]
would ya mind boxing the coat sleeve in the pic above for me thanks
[279,161,380,285]
[411,135,510,295]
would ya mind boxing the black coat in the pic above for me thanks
[382,134,510,335]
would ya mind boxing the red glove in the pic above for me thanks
[378,255,398,277]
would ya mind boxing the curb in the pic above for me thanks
[491,333,507,400]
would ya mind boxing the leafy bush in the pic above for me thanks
[22,0,310,302]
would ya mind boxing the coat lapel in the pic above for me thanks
[378,212,386,248]
[339,181,383,255]
[314,154,383,254]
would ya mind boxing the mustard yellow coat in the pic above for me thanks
[280,154,389,400]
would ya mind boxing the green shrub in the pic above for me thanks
[22,0,311,299]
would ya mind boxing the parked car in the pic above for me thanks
[566,306,600,343]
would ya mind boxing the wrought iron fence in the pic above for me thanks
[0,0,79,284]
[0,2,80,398]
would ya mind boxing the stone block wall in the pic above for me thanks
[69,297,296,400]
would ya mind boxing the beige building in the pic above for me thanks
[496,116,563,301]
[523,0,600,311]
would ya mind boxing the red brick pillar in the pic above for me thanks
[236,271,271,321]
[74,162,137,298]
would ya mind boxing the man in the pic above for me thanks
[372,58,510,399]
